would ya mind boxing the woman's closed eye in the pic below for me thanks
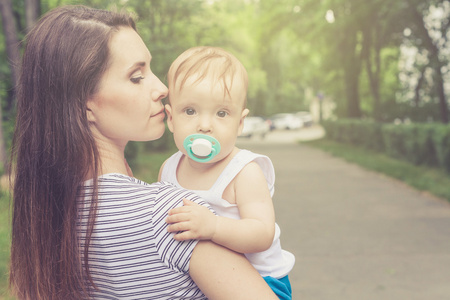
[130,75,145,84]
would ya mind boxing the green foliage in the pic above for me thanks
[382,124,438,167]
[133,148,175,184]
[431,125,450,173]
[0,0,448,176]
[381,124,408,160]
[322,119,384,151]
[323,119,450,172]
[125,125,177,170]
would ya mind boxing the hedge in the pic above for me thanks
[322,119,450,173]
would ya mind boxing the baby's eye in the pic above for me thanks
[130,76,145,84]
[217,111,228,118]
[185,108,196,115]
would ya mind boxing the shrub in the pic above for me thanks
[324,119,384,151]
[323,119,450,173]
[431,125,450,173]
[382,124,406,160]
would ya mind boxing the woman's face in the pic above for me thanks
[87,27,168,147]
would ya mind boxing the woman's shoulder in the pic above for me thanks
[98,173,173,191]
[96,173,203,206]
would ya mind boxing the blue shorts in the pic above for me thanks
[263,275,292,300]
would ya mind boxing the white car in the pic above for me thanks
[240,116,271,138]
[296,111,313,127]
[270,113,303,130]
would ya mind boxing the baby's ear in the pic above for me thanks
[165,104,175,133]
[238,108,250,135]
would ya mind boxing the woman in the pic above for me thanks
[9,5,277,300]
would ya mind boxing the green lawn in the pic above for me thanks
[0,190,13,300]
[304,138,450,202]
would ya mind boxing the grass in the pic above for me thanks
[0,190,13,300]
[304,138,450,202]
[133,149,175,183]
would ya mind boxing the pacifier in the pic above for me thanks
[183,134,221,163]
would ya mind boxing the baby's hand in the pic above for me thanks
[166,199,217,241]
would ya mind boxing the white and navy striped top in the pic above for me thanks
[77,173,210,299]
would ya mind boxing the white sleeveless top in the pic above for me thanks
[160,149,295,278]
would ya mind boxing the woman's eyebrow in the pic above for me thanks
[127,61,146,73]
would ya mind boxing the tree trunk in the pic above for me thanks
[342,28,362,118]
[0,0,21,96]
[0,0,21,172]
[25,0,40,31]
[344,64,362,118]
[413,67,425,107]
[0,95,6,173]
[434,65,449,123]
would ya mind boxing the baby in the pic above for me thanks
[159,46,295,299]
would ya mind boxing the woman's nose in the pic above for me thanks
[151,74,168,102]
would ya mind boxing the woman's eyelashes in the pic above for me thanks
[130,75,145,84]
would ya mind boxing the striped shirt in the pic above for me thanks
[77,173,209,299]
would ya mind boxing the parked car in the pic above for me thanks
[295,111,313,127]
[240,116,271,138]
[270,113,303,130]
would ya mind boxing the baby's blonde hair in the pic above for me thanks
[168,46,248,106]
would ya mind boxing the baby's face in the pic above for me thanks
[166,76,248,164]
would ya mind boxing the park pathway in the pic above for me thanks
[237,133,450,300]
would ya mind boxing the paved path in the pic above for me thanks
[237,130,450,300]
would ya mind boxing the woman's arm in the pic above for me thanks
[189,240,278,300]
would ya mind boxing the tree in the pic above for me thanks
[405,0,449,123]
[360,0,405,120]
[294,0,364,118]
[0,0,21,98]
[25,0,40,30]
[0,0,41,172]
[0,0,21,171]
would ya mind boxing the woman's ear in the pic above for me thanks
[86,99,97,123]
[86,108,95,123]
[165,104,175,133]
[86,101,95,123]
[237,108,250,135]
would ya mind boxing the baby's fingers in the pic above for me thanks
[168,206,189,216]
[167,221,190,233]
[172,231,195,241]
[166,213,189,224]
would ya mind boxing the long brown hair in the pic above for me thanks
[10,6,136,299]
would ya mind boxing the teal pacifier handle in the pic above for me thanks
[183,134,221,163]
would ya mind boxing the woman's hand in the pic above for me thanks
[166,199,217,241]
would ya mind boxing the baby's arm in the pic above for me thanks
[166,162,275,253]
[213,162,275,252]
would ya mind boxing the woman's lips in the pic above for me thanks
[151,109,165,118]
